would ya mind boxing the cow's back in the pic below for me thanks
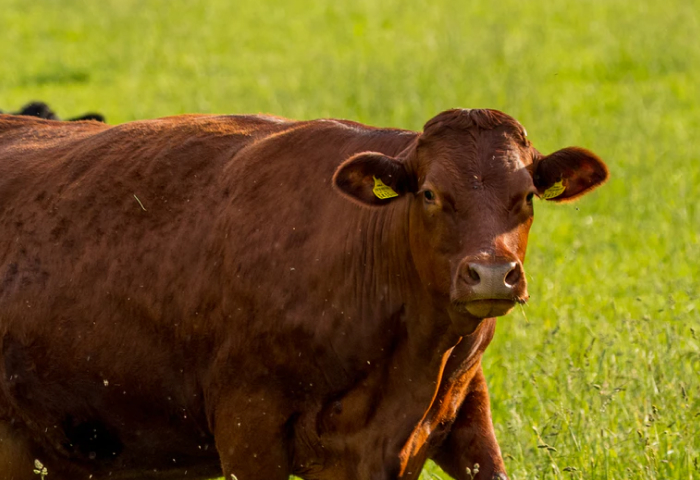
[0,114,298,340]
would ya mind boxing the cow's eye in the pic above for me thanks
[423,190,436,203]
[526,192,535,204]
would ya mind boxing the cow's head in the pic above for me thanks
[333,109,608,333]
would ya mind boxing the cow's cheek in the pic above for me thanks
[408,208,456,300]
[510,216,533,262]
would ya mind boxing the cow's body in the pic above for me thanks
[0,111,607,480]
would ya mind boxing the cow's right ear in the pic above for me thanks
[333,152,415,207]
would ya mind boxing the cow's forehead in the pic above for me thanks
[416,109,532,179]
[417,126,533,190]
[421,108,529,146]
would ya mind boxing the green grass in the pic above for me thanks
[2,0,699,478]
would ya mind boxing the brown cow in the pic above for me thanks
[0,109,607,480]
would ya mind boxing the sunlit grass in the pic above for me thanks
[1,0,698,478]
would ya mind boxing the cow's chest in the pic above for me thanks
[290,329,490,480]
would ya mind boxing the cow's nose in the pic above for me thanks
[452,260,528,319]
[464,262,520,299]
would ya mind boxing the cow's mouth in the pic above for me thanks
[453,299,521,319]
[463,299,516,318]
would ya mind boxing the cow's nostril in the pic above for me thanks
[505,265,520,287]
[467,265,481,283]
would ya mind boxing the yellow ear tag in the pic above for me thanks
[372,176,399,200]
[542,180,566,199]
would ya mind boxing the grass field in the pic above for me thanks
[1,0,699,478]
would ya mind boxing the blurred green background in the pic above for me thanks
[1,0,698,478]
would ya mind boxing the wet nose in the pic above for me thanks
[464,261,521,299]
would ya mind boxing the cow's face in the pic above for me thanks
[334,109,608,333]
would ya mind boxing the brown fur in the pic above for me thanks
[0,110,607,480]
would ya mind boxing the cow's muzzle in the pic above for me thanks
[452,261,528,318]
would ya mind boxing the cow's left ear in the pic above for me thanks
[333,152,416,207]
[529,147,609,202]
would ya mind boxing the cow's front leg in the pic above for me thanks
[212,394,291,480]
[431,366,508,480]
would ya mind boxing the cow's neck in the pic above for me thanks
[344,198,457,354]
[330,196,462,407]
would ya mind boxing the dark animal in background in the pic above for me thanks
[0,109,607,480]
[0,100,105,122]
